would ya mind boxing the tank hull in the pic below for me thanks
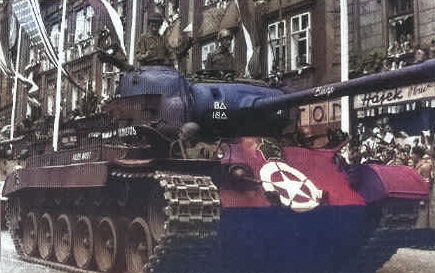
[4,139,432,273]
[171,205,369,273]
[6,194,432,273]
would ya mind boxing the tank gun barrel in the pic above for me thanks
[252,59,435,110]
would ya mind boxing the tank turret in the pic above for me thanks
[108,59,435,139]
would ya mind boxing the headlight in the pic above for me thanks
[229,164,255,182]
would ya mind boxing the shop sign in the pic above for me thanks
[299,99,341,126]
[353,83,435,109]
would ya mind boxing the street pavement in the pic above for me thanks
[377,248,435,273]
[1,230,435,273]
[1,231,67,273]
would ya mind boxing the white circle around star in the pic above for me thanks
[260,161,323,212]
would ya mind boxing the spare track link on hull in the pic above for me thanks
[144,171,221,273]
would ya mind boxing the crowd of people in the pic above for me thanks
[346,121,434,183]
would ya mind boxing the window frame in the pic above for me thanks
[290,12,311,70]
[74,5,95,44]
[47,95,54,116]
[387,0,414,57]
[201,41,217,69]
[267,20,287,75]
[203,0,227,8]
[50,23,60,50]
[388,0,413,17]
[71,87,78,111]
[204,0,218,6]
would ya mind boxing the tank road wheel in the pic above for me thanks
[148,187,166,241]
[22,211,38,256]
[38,213,54,260]
[126,218,153,272]
[94,217,119,272]
[54,214,73,263]
[73,216,94,269]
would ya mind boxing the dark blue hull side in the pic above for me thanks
[218,206,369,273]
[155,205,371,273]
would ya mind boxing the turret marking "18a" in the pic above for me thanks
[212,101,228,120]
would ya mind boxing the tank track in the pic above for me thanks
[144,171,221,273]
[5,170,221,273]
[338,199,435,273]
[6,198,102,273]
[6,195,112,273]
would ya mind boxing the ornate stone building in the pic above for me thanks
[348,0,435,76]
[179,0,435,139]
[1,0,434,142]
[2,0,184,138]
[0,2,14,134]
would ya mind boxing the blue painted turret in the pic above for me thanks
[109,60,435,138]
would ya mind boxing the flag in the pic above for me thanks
[0,7,15,76]
[12,0,128,71]
[234,0,262,78]
[0,41,13,76]
[100,0,126,55]
[165,18,193,61]
[12,0,59,68]
[0,14,39,91]
[87,0,126,55]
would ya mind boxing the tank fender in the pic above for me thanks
[2,162,108,196]
[345,164,429,203]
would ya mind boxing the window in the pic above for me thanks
[50,23,60,50]
[267,20,286,74]
[389,0,413,17]
[204,0,227,8]
[47,95,54,116]
[201,42,216,69]
[204,0,217,6]
[387,0,414,58]
[290,12,311,70]
[26,102,31,118]
[75,6,95,43]
[71,88,78,111]
[102,63,119,101]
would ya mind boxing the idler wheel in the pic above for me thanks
[22,211,38,256]
[38,212,54,260]
[94,217,119,272]
[73,215,94,269]
[54,214,73,263]
[148,187,166,241]
[126,218,153,272]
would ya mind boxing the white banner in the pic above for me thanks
[12,0,59,67]
[12,0,43,47]
[353,82,435,109]
[100,0,126,55]
[0,41,12,75]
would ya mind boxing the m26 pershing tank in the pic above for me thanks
[3,59,435,273]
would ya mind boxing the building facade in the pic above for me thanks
[182,0,435,143]
[0,2,14,135]
[2,0,185,138]
[1,0,434,147]
[184,0,343,91]
[348,0,435,76]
